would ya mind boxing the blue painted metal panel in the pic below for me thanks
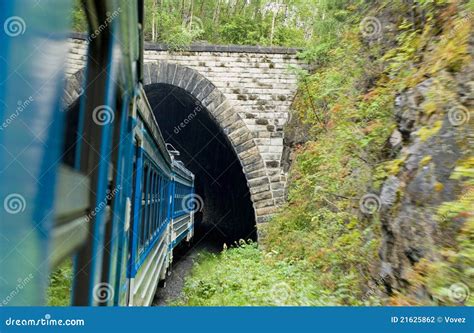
[3,306,473,333]
[0,0,73,306]
[128,149,173,278]
[128,145,143,278]
[109,95,133,306]
[85,48,118,306]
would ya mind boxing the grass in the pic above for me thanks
[47,1,473,307]
[177,1,473,307]
[47,258,73,306]
[175,242,382,306]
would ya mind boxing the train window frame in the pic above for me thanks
[159,177,165,229]
[149,170,156,239]
[156,172,160,234]
[145,162,153,248]
[139,162,149,253]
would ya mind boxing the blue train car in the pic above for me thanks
[0,0,196,306]
[170,159,196,249]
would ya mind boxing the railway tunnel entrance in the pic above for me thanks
[145,83,257,246]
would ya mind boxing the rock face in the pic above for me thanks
[378,60,473,301]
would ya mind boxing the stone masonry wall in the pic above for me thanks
[64,35,305,223]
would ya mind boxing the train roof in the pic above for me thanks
[136,84,173,166]
[172,158,195,182]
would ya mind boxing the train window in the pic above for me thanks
[161,178,166,226]
[139,163,145,251]
[146,169,152,244]
[160,178,165,227]
[152,172,156,235]
[175,183,182,216]
[156,175,161,230]
[139,163,149,252]
[164,180,171,220]
[166,180,169,220]
[151,171,155,237]
[154,174,163,231]
[158,177,161,227]
[160,178,166,228]
[149,171,156,239]
[173,183,178,217]
[164,179,169,223]
[145,164,152,247]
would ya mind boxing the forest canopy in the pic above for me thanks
[71,0,356,50]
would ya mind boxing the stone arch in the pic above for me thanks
[63,63,275,227]
[62,69,85,108]
[143,62,275,224]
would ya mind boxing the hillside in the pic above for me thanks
[177,0,473,306]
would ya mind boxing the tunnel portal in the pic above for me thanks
[146,83,257,245]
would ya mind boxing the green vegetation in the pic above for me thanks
[142,0,311,47]
[179,0,386,305]
[175,242,381,306]
[178,0,473,306]
[71,0,360,50]
[67,0,472,306]
[47,259,73,306]
[421,158,474,306]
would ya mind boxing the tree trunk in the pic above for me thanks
[270,4,280,45]
[198,0,205,18]
[213,0,221,24]
[151,0,157,42]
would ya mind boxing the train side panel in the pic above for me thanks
[171,161,195,249]
[126,116,173,306]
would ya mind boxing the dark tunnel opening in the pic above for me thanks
[145,83,257,247]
